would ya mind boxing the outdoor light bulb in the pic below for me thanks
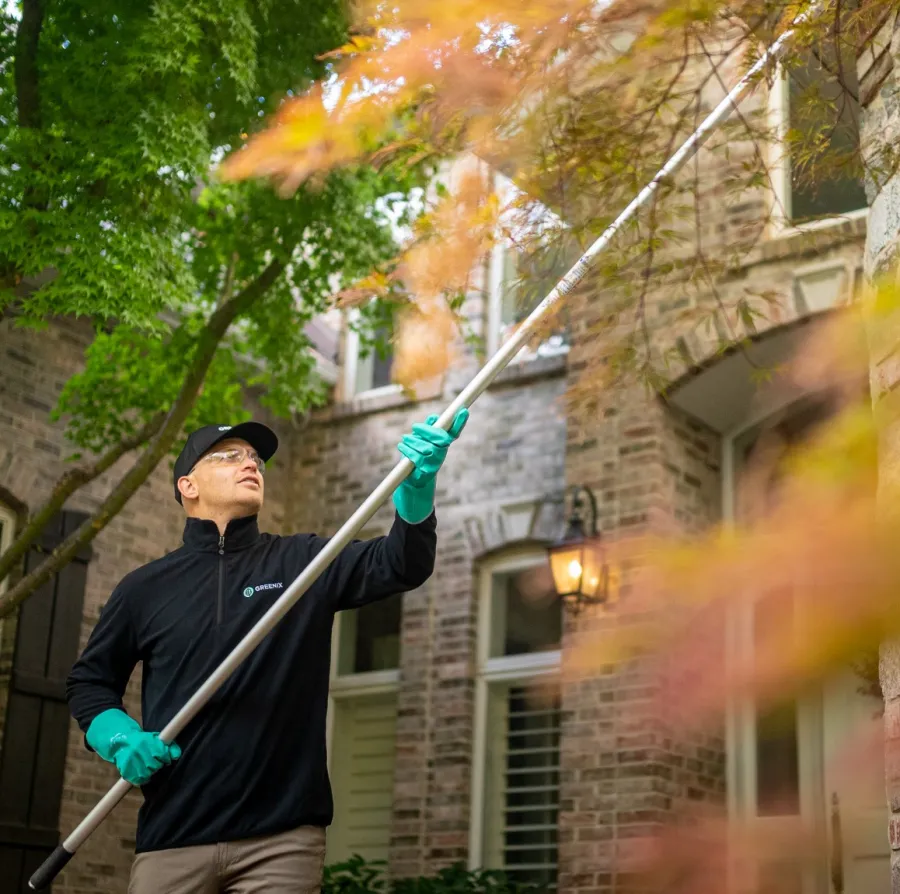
[568,559,582,579]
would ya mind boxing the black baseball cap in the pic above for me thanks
[173,422,279,504]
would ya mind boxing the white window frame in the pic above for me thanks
[0,503,14,595]
[486,237,507,359]
[468,548,563,875]
[0,503,16,645]
[342,307,403,402]
[766,60,868,238]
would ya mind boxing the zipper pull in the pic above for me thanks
[218,534,225,555]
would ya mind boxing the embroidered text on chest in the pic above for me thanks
[242,582,284,597]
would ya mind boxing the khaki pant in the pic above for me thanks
[128,826,326,894]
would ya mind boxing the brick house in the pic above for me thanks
[0,9,897,894]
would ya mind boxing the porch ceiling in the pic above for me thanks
[662,312,838,435]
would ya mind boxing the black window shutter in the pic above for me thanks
[0,511,92,893]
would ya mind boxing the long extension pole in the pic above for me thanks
[29,4,822,888]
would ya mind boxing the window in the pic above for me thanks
[487,173,574,360]
[336,595,402,675]
[489,241,573,361]
[753,589,800,816]
[343,307,398,399]
[769,51,867,231]
[489,565,563,659]
[470,552,562,890]
[326,593,403,864]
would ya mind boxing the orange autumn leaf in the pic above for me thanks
[401,169,498,297]
[391,297,460,388]
[334,269,394,308]
[219,0,601,190]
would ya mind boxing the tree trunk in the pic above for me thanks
[861,15,900,892]
[0,257,287,619]
[0,411,166,588]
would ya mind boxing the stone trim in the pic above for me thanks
[662,307,842,401]
[0,484,27,524]
[463,496,566,558]
[485,353,568,390]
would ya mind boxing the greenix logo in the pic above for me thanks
[243,582,284,598]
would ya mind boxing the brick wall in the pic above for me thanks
[557,347,725,892]
[0,315,291,894]
[554,203,866,892]
[289,337,569,876]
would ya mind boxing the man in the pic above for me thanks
[66,409,468,894]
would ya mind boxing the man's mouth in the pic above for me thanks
[238,477,260,488]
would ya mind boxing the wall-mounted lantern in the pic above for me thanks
[546,485,612,612]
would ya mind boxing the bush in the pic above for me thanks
[323,857,545,894]
[323,856,388,894]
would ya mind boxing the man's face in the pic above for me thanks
[178,438,265,517]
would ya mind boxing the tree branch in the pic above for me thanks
[0,256,287,620]
[0,410,167,587]
[219,252,239,307]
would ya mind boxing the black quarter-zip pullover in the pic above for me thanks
[66,509,437,853]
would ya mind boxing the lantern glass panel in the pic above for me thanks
[549,543,583,597]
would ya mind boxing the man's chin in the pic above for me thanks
[234,491,264,514]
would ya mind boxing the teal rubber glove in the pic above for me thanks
[393,409,469,524]
[86,708,181,786]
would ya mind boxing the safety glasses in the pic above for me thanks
[191,446,265,475]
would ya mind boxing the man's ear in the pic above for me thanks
[177,475,198,502]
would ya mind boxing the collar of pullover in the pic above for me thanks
[182,514,261,552]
